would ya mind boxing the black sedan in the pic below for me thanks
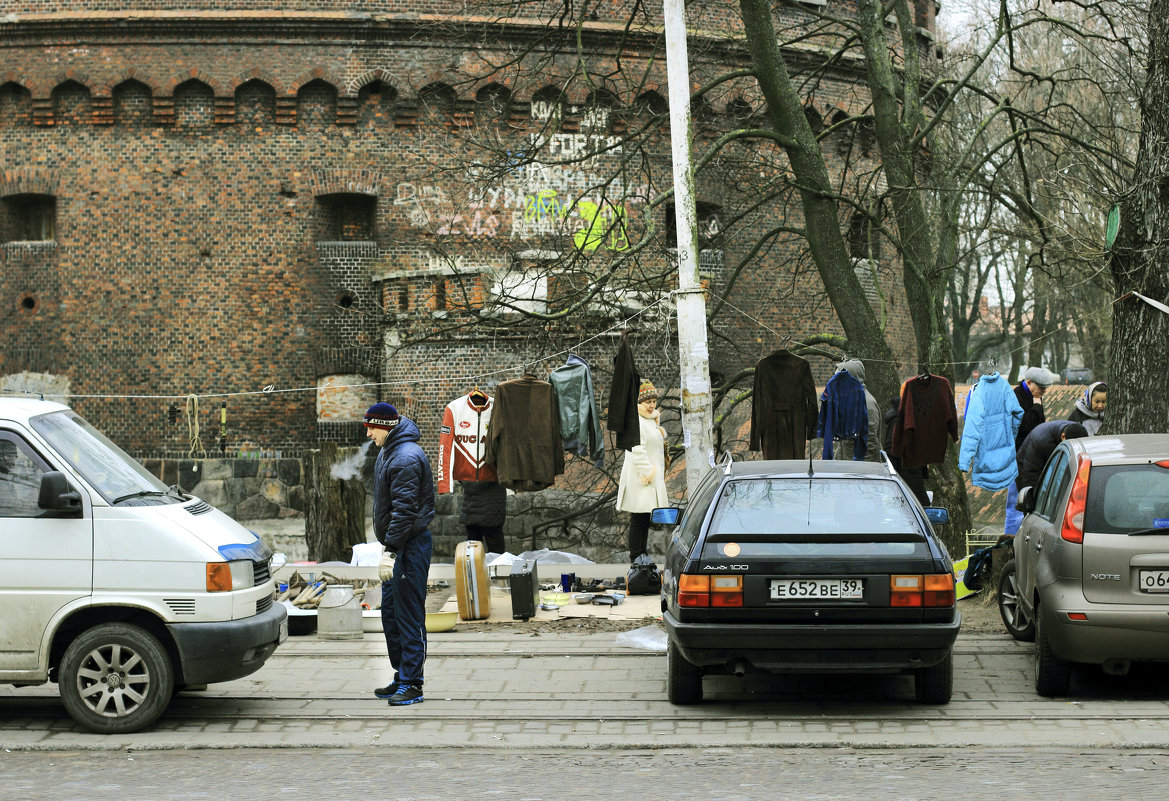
[653,458,960,704]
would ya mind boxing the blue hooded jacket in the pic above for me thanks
[958,372,1023,491]
[372,416,436,552]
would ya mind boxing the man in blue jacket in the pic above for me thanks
[365,402,435,706]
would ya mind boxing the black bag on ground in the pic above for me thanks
[626,555,662,596]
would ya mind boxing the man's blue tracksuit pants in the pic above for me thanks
[380,529,432,686]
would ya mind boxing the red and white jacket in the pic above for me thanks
[437,392,497,493]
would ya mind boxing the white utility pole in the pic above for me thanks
[662,0,715,495]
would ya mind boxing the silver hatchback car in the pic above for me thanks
[1000,434,1169,695]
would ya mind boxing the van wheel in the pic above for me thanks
[914,649,953,704]
[667,639,703,705]
[1034,606,1071,697]
[59,623,174,734]
[998,559,1035,642]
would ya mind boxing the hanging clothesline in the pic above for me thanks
[716,294,1120,372]
[4,287,1131,404]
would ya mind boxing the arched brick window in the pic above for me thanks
[582,90,618,134]
[419,82,457,124]
[635,91,668,117]
[113,79,152,127]
[475,83,511,126]
[297,79,337,128]
[727,98,754,124]
[0,82,32,127]
[174,79,214,129]
[52,80,91,126]
[531,86,563,130]
[357,80,397,127]
[804,105,823,133]
[236,79,276,128]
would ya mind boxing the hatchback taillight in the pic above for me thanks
[890,574,954,607]
[678,574,742,607]
[1060,454,1092,544]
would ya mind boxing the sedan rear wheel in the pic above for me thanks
[998,559,1035,642]
[667,639,703,705]
[914,648,953,704]
[1034,605,1071,697]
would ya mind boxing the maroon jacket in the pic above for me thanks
[892,374,958,468]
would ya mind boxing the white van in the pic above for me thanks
[0,396,287,733]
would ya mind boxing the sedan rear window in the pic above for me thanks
[702,478,924,558]
[1085,464,1169,534]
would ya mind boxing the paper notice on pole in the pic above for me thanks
[683,429,692,447]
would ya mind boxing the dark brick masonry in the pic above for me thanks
[1,1,930,478]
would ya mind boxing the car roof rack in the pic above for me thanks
[879,449,898,476]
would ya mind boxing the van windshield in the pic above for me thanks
[30,410,173,505]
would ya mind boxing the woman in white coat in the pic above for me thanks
[615,379,669,561]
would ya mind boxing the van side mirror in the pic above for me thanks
[37,471,83,518]
[651,507,680,526]
[924,507,950,525]
[1016,486,1036,513]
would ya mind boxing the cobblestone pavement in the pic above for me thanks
[1,746,1167,801]
[6,621,1169,752]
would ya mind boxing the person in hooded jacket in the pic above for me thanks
[365,402,435,707]
[834,359,882,462]
[1067,381,1107,435]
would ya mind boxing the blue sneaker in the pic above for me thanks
[386,684,424,706]
[374,681,401,699]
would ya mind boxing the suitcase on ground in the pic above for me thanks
[455,540,491,621]
[508,558,539,621]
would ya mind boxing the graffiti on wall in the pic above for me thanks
[395,132,647,251]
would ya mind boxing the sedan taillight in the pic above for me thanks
[678,574,742,607]
[1060,454,1092,544]
[890,573,954,607]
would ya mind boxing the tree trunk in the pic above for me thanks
[305,442,368,563]
[738,0,902,403]
[1106,0,1169,435]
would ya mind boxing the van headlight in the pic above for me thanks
[206,560,255,592]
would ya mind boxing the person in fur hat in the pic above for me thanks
[615,379,669,561]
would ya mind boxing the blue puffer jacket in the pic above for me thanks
[958,372,1023,491]
[372,417,436,552]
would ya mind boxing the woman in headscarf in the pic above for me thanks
[1067,381,1107,435]
[615,379,669,561]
